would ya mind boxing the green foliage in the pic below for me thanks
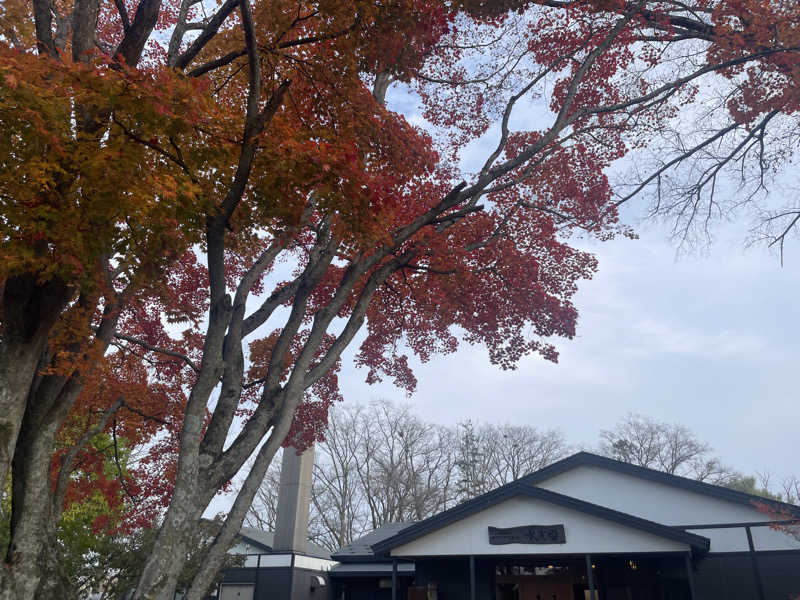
[59,491,124,593]
[724,475,783,502]
[88,521,244,600]
[0,495,244,599]
[0,465,126,594]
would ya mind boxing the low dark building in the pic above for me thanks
[216,528,335,600]
[329,452,800,600]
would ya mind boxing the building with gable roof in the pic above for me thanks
[327,452,800,600]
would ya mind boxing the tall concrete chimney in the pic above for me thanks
[272,445,314,554]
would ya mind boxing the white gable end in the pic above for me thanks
[535,465,800,553]
[538,465,768,524]
[389,495,691,557]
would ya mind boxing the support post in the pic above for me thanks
[585,554,596,600]
[684,553,696,600]
[392,558,398,600]
[287,553,296,600]
[252,553,261,600]
[746,526,766,600]
[469,555,476,600]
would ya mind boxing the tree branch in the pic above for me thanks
[188,49,248,77]
[110,330,200,372]
[54,397,124,513]
[114,0,131,32]
[32,0,57,56]
[115,0,163,66]
[172,0,239,70]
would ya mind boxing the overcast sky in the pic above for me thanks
[329,82,800,487]
[336,212,799,483]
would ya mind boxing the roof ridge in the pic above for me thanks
[522,452,800,515]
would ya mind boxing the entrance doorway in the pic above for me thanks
[218,583,255,600]
[495,564,589,600]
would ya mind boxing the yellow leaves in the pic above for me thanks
[0,45,220,289]
[151,173,179,201]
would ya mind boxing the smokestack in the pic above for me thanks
[273,445,314,554]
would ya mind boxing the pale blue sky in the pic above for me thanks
[331,80,800,486]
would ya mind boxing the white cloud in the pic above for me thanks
[337,223,800,482]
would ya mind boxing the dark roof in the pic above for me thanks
[238,527,332,559]
[520,452,800,517]
[332,522,416,562]
[329,562,416,577]
[370,483,710,555]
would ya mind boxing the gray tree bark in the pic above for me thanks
[0,274,71,493]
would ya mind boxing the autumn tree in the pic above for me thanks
[609,1,800,254]
[2,0,800,598]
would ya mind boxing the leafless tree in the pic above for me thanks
[249,406,796,553]
[244,457,281,534]
[354,400,457,528]
[781,475,800,505]
[246,400,569,549]
[484,423,570,489]
[246,400,459,551]
[308,405,369,551]
[599,413,736,483]
[455,420,569,499]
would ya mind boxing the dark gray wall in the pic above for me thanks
[219,566,332,600]
[288,567,332,600]
[413,558,470,600]
[694,555,759,599]
[329,574,413,600]
[758,553,800,600]
[693,552,800,600]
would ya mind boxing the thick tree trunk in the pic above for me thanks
[185,416,292,600]
[133,287,232,600]
[0,274,71,495]
[0,342,40,491]
[0,374,79,600]
[0,525,74,600]
[131,486,212,600]
[33,532,75,600]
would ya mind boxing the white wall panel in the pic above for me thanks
[228,542,251,555]
[293,554,337,571]
[389,495,689,557]
[219,584,254,600]
[538,466,770,526]
[684,527,749,552]
[750,525,800,551]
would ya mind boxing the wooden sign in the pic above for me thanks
[488,524,566,545]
